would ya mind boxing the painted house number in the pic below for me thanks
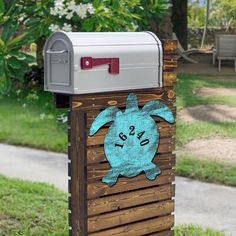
[115,126,149,148]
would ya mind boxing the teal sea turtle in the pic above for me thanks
[89,93,175,186]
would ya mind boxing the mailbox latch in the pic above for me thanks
[81,57,119,74]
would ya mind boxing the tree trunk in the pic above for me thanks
[36,36,46,69]
[201,0,210,48]
[149,6,173,40]
[172,0,188,49]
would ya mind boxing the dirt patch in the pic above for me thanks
[179,105,236,122]
[195,87,236,96]
[0,214,8,221]
[203,76,236,82]
[178,53,236,75]
[177,137,236,163]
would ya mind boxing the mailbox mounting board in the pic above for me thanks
[44,32,163,94]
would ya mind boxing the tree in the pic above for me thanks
[188,0,205,27]
[211,0,236,30]
[200,0,210,48]
[172,0,188,49]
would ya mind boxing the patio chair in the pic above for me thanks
[213,34,236,72]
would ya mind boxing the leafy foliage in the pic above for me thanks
[188,0,236,28]
[0,0,170,86]
[211,0,236,29]
[0,0,36,86]
[188,0,205,27]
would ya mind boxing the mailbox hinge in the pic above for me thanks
[81,57,119,74]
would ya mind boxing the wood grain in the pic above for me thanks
[88,215,174,236]
[88,184,175,216]
[87,138,175,164]
[88,200,174,232]
[87,124,176,146]
[87,155,175,182]
[87,169,175,200]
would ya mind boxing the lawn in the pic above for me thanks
[0,89,67,152]
[0,175,68,235]
[0,175,224,236]
[176,74,236,146]
[175,224,225,236]
[1,74,236,186]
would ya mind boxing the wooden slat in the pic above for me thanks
[163,72,177,86]
[163,40,178,54]
[88,184,175,216]
[86,106,176,127]
[87,169,175,199]
[87,124,176,146]
[72,89,165,110]
[87,138,175,164]
[88,215,174,236]
[69,110,88,235]
[87,155,175,182]
[146,230,174,236]
[88,200,174,233]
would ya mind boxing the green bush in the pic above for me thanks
[0,0,36,87]
[1,0,170,86]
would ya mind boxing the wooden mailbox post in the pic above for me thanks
[49,37,177,236]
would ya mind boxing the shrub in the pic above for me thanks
[0,0,170,86]
[0,0,36,88]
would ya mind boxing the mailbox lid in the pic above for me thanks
[65,31,161,46]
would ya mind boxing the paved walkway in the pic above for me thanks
[0,143,235,235]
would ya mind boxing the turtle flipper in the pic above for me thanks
[141,100,174,123]
[89,107,121,136]
[102,169,119,186]
[144,163,161,180]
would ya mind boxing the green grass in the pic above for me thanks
[176,74,236,146]
[0,175,68,235]
[176,155,236,187]
[176,73,236,109]
[175,224,225,236]
[176,121,236,146]
[0,175,224,236]
[0,90,67,152]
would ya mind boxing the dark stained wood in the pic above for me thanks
[88,215,174,236]
[87,155,175,182]
[146,230,174,236]
[86,106,176,127]
[71,87,177,111]
[69,109,88,236]
[87,139,175,164]
[88,184,175,216]
[88,200,174,232]
[87,123,175,146]
[88,169,175,200]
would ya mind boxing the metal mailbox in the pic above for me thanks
[44,32,163,94]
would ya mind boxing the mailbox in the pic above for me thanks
[44,32,163,94]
